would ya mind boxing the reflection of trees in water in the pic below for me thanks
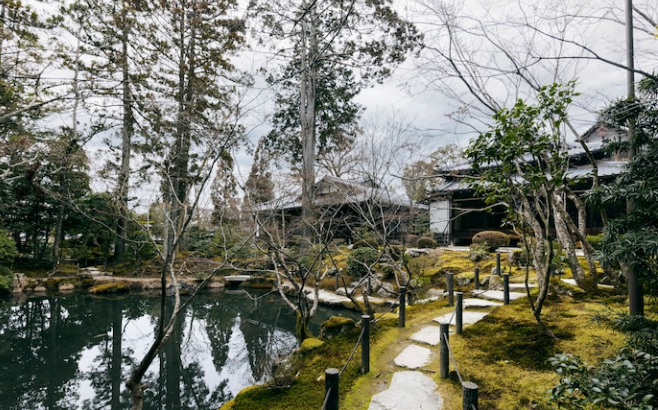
[0,296,102,410]
[0,291,358,410]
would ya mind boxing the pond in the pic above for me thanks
[0,290,361,410]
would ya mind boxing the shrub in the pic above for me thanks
[472,231,510,251]
[416,236,437,249]
[469,243,490,262]
[380,263,396,280]
[347,247,379,277]
[403,234,419,246]
[585,234,604,251]
[352,238,379,249]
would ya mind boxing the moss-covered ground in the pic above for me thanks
[221,276,656,410]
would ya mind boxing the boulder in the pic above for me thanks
[455,275,471,286]
[320,316,356,339]
[376,282,395,297]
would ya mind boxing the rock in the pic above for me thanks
[487,275,503,290]
[33,286,47,293]
[456,275,471,286]
[300,337,324,352]
[88,282,129,294]
[320,316,356,339]
[58,283,75,293]
[376,282,395,297]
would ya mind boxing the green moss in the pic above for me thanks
[300,338,324,352]
[88,282,129,294]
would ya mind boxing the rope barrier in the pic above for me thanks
[321,386,332,410]
[370,293,402,323]
[339,325,366,375]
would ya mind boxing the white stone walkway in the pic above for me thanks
[367,291,513,410]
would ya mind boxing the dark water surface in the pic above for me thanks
[0,290,360,410]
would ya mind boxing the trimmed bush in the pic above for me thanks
[403,234,419,246]
[585,234,604,250]
[347,247,379,277]
[416,236,437,249]
[352,238,380,249]
[472,231,510,251]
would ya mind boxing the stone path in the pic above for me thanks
[366,288,526,410]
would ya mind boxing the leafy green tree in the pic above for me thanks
[255,0,423,249]
[596,76,658,301]
[0,228,17,292]
[466,82,600,335]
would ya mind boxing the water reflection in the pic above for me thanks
[0,291,359,410]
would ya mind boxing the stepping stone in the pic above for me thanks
[368,371,443,410]
[410,326,441,346]
[394,344,432,369]
[433,311,490,326]
[463,298,502,308]
[471,289,525,301]
[508,283,535,290]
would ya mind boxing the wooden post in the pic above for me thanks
[439,322,450,378]
[399,286,406,328]
[495,252,501,276]
[447,272,454,307]
[474,267,480,290]
[456,292,463,335]
[324,368,339,410]
[503,274,509,305]
[361,315,370,374]
[462,381,478,410]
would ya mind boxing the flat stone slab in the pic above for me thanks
[471,289,525,301]
[463,298,502,308]
[394,344,432,369]
[368,371,442,410]
[508,283,535,290]
[410,326,441,346]
[561,278,613,290]
[433,311,490,326]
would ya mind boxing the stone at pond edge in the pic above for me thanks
[320,316,356,339]
[88,282,129,294]
[300,337,324,352]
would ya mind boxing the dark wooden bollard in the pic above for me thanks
[456,292,463,335]
[447,272,454,307]
[439,322,450,378]
[474,267,480,290]
[503,274,510,305]
[361,315,370,374]
[399,286,406,328]
[463,381,478,409]
[495,252,501,276]
[324,368,339,410]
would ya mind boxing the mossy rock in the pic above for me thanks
[320,316,356,339]
[300,337,324,352]
[88,282,129,294]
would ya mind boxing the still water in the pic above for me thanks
[0,290,360,410]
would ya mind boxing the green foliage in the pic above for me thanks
[347,247,379,277]
[0,230,17,293]
[550,313,658,410]
[352,238,380,249]
[416,236,437,249]
[0,230,18,262]
[469,242,491,262]
[586,234,605,251]
[550,350,657,410]
[472,231,510,251]
[597,76,658,297]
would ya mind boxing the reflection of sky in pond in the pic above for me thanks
[0,292,358,410]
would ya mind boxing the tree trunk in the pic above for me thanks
[299,0,319,249]
[115,6,134,264]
